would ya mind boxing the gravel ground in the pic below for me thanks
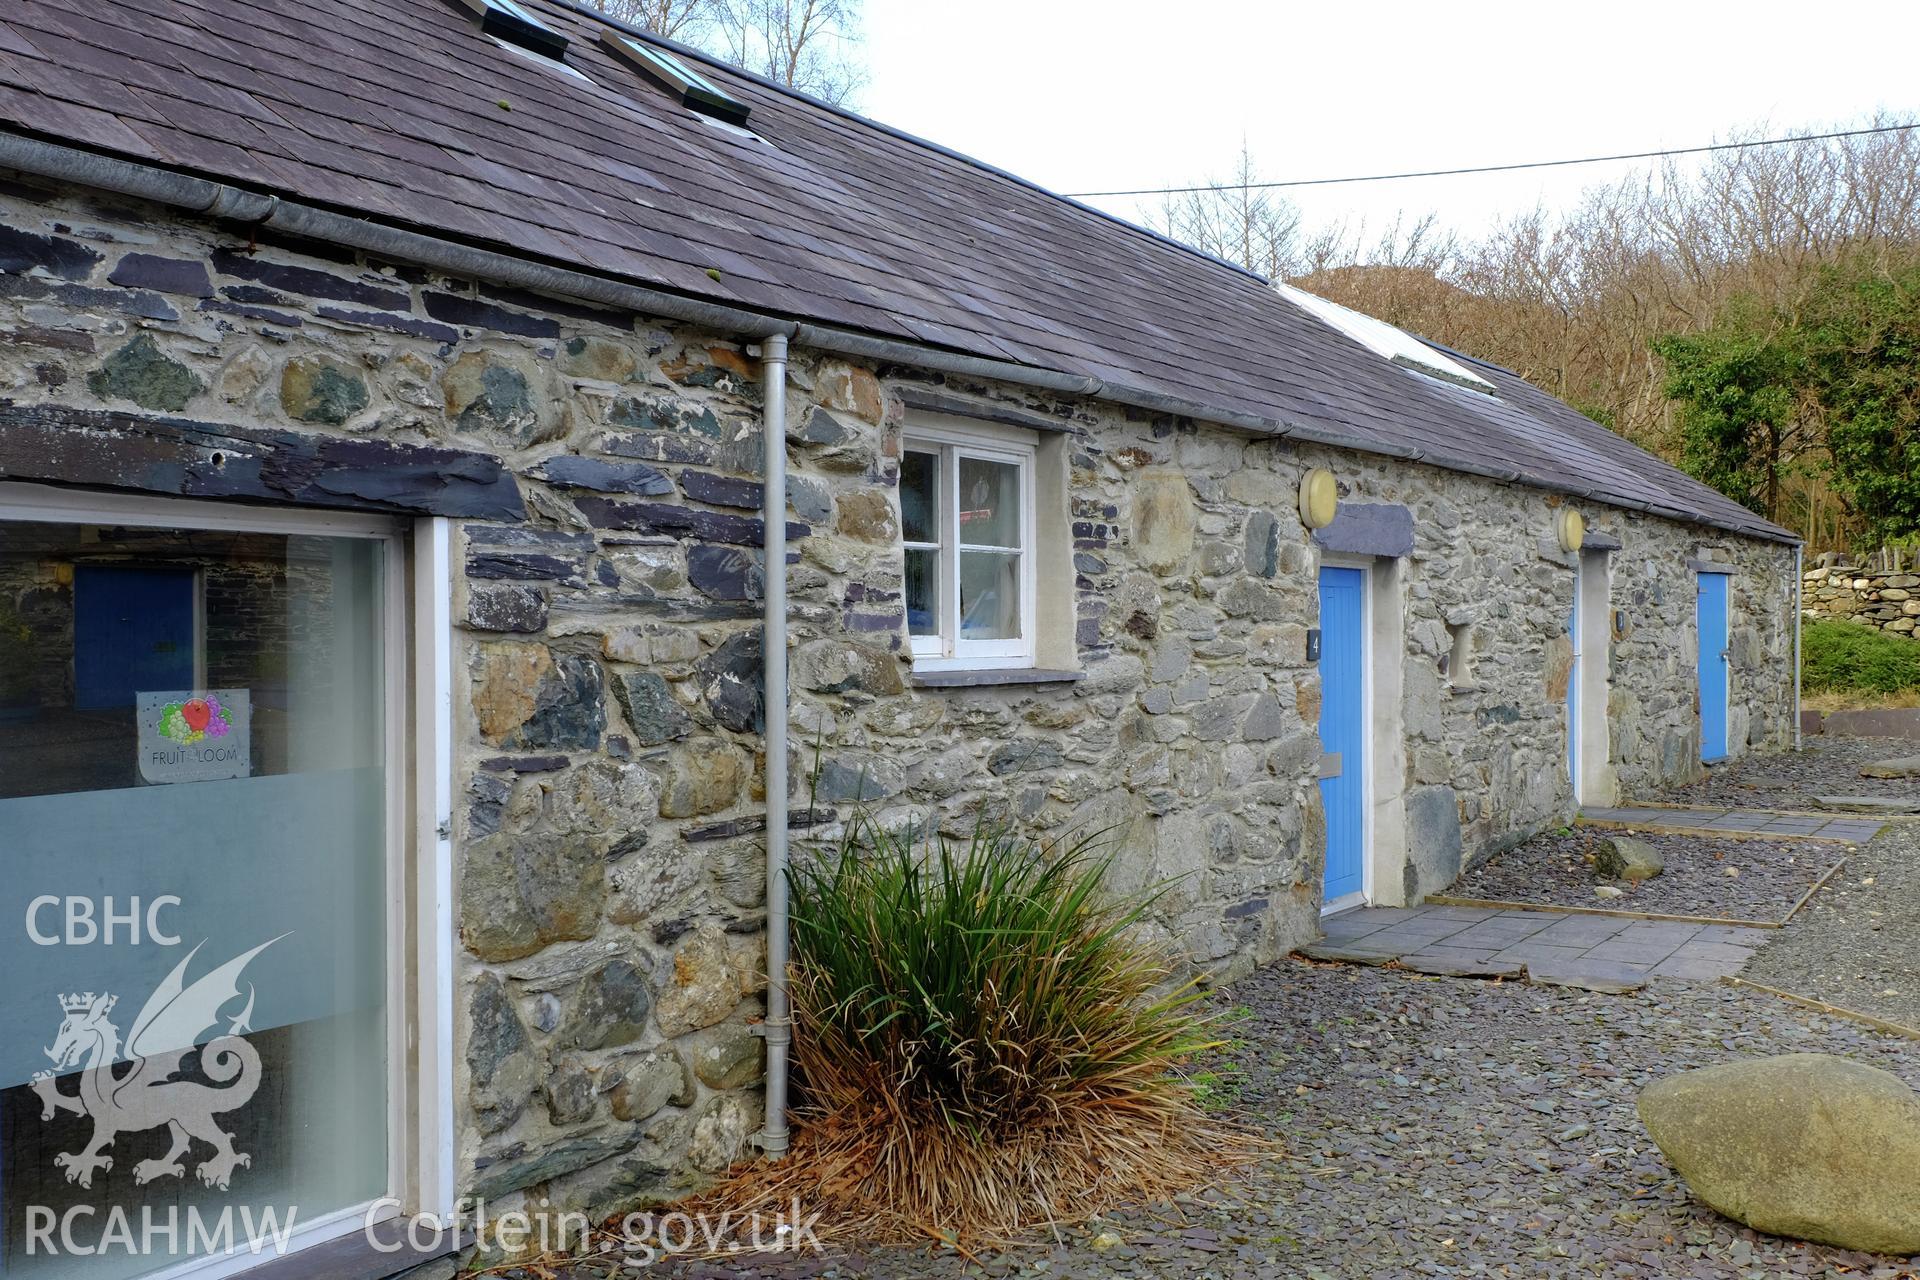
[1744,818,1920,1032]
[1450,828,1840,922]
[589,963,1920,1280]
[1665,736,1920,809]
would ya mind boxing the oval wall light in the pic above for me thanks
[1299,468,1338,529]
[1556,507,1586,553]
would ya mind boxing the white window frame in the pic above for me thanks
[0,481,456,1278]
[900,420,1038,673]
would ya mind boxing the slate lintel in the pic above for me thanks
[1687,558,1736,575]
[894,385,1074,434]
[1582,530,1624,552]
[1311,501,1415,558]
[909,667,1084,689]
[0,400,526,521]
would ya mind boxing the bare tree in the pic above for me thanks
[580,0,867,105]
[586,0,714,41]
[709,0,867,105]
[1147,144,1305,279]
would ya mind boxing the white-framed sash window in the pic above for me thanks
[900,420,1038,672]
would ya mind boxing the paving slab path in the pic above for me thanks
[1309,902,1772,985]
[1580,803,1887,843]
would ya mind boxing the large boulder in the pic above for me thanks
[1593,835,1663,881]
[1813,794,1918,814]
[1861,756,1920,779]
[1638,1053,1920,1254]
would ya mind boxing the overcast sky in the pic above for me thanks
[855,0,1920,252]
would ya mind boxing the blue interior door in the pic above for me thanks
[1697,571,1730,762]
[1318,566,1366,903]
[73,565,196,709]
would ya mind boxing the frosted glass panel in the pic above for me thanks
[0,520,389,1280]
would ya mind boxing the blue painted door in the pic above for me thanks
[1567,571,1581,787]
[1318,566,1366,903]
[73,565,196,709]
[1697,572,1730,762]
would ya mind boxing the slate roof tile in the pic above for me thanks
[0,0,1793,541]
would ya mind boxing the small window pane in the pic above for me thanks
[905,547,938,636]
[901,450,939,544]
[959,550,1020,639]
[957,455,1020,549]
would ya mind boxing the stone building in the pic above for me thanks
[0,2,1798,1277]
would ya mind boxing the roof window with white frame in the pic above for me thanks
[598,30,752,128]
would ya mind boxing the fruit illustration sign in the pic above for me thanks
[136,689,251,784]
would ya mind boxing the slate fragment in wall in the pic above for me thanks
[108,252,214,298]
[695,629,764,732]
[533,454,673,496]
[0,225,102,279]
[466,525,593,585]
[1312,502,1415,558]
[573,496,807,547]
[0,401,526,520]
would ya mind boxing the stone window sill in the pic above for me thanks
[909,667,1084,689]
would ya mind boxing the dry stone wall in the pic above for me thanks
[0,181,1796,1215]
[1802,560,1920,634]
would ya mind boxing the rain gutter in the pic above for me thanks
[1794,543,1804,750]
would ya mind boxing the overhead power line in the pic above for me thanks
[1062,122,1920,199]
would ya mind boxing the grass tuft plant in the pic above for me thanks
[688,813,1260,1246]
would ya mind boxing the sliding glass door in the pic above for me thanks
[0,489,403,1280]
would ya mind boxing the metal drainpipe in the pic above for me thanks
[756,333,793,1158]
[1794,543,1804,751]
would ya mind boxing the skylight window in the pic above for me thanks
[599,31,751,128]
[452,0,569,62]
[1277,282,1497,393]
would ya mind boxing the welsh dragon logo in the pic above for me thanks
[31,937,283,1191]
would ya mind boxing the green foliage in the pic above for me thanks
[786,816,1214,1136]
[1657,252,1920,543]
[1655,303,1804,519]
[1801,618,1920,694]
[1800,261,1920,544]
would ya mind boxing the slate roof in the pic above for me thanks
[0,0,1794,542]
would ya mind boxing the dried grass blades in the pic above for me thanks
[686,814,1264,1248]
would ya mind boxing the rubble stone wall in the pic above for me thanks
[0,181,1797,1216]
[1802,561,1920,634]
